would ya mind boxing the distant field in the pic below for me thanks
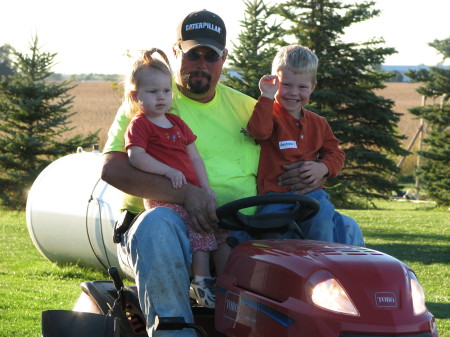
[374,82,423,174]
[67,81,424,174]
[66,81,122,150]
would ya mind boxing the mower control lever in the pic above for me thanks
[108,267,124,291]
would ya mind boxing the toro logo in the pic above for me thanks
[375,292,398,308]
[224,292,240,320]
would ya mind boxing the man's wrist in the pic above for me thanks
[181,183,201,203]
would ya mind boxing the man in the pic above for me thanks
[101,9,359,336]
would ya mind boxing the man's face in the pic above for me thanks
[174,46,227,101]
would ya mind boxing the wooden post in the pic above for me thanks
[415,95,428,197]
[415,117,423,196]
[388,95,426,183]
[389,122,424,182]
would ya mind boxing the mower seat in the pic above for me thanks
[42,310,118,337]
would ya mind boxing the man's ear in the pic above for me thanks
[312,80,317,91]
[173,45,180,58]
[221,48,228,63]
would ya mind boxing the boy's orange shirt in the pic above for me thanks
[247,96,345,195]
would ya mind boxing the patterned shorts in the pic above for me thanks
[145,200,229,252]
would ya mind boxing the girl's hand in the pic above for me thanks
[165,168,186,189]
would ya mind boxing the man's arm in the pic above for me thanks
[101,151,218,232]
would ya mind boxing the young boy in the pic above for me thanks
[246,45,345,242]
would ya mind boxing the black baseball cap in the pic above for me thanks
[176,10,226,56]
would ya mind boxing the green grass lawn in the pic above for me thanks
[0,200,449,336]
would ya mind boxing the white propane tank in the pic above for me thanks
[26,147,124,271]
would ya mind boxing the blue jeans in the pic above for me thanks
[117,207,196,337]
[231,190,365,246]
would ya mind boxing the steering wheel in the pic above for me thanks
[216,194,320,239]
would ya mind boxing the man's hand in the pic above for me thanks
[278,161,327,195]
[201,185,217,204]
[184,185,218,234]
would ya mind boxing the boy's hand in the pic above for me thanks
[278,161,327,194]
[296,161,329,187]
[165,168,186,189]
[259,75,279,100]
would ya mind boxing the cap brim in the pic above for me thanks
[179,38,224,56]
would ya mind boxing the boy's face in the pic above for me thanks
[275,68,316,117]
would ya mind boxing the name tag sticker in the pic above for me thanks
[279,141,297,149]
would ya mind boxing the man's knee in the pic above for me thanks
[125,207,191,259]
[134,207,186,235]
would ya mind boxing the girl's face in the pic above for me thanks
[132,67,172,118]
[275,67,316,118]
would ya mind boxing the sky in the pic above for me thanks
[2,0,449,75]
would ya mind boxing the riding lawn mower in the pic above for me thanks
[27,149,439,337]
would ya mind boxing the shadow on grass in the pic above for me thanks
[365,243,450,265]
[427,302,450,319]
[364,232,449,243]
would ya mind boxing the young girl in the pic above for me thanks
[123,48,229,308]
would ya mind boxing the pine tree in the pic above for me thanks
[222,0,284,99]
[273,0,408,205]
[0,36,99,209]
[0,44,15,77]
[406,37,450,206]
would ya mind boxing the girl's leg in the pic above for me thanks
[212,242,231,276]
[192,250,211,277]
[190,249,216,308]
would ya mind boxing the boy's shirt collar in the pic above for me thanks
[273,100,306,121]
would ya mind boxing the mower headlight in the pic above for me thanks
[408,270,427,315]
[306,270,359,316]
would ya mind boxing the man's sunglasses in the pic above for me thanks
[180,48,222,63]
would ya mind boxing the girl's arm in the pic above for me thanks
[128,145,186,188]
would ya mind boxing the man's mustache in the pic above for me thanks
[185,71,212,81]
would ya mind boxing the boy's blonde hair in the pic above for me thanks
[272,45,318,82]
[123,48,172,118]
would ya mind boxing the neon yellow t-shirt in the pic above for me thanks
[103,83,260,213]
